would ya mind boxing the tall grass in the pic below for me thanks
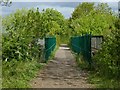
[2,59,43,88]
[74,53,120,88]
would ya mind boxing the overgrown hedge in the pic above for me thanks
[2,8,67,88]
[93,19,120,79]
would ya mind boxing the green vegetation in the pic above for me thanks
[2,2,120,88]
[90,19,120,88]
[71,2,94,20]
[2,8,66,88]
[69,3,116,36]
[70,2,120,88]
[2,60,42,88]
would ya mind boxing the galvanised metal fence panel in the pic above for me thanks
[45,37,56,60]
[91,36,103,50]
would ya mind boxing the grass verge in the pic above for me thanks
[88,71,120,88]
[74,53,120,88]
[74,53,91,70]
[2,59,43,88]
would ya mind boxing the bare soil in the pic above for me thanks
[30,46,94,88]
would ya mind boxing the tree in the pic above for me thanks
[2,8,41,61]
[41,8,66,37]
[71,2,94,20]
[69,3,116,36]
[2,8,68,61]
[95,3,112,14]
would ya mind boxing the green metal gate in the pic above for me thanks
[70,34,91,64]
[45,37,56,60]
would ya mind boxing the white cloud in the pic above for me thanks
[1,2,74,18]
[1,1,119,18]
[107,2,118,13]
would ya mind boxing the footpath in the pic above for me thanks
[30,45,93,88]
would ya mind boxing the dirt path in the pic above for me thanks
[30,45,94,88]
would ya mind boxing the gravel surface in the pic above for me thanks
[30,46,94,88]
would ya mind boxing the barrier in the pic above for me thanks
[70,34,91,64]
[45,37,56,60]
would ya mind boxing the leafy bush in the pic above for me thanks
[93,19,120,79]
[69,3,116,36]
[69,2,119,88]
[2,8,67,61]
[2,8,66,88]
[2,8,41,61]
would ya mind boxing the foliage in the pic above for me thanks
[2,8,66,88]
[70,3,116,36]
[70,2,119,88]
[2,8,43,88]
[2,9,41,61]
[2,60,42,88]
[88,72,120,88]
[87,18,120,88]
[41,8,68,44]
[93,19,120,79]
[40,8,65,37]
[71,2,94,20]
[2,2,120,88]
[2,8,66,61]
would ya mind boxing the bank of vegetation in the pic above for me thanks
[2,2,120,88]
[70,3,120,88]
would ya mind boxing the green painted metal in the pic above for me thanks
[45,37,56,60]
[70,34,91,64]
[71,36,81,53]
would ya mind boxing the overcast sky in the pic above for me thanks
[1,1,119,18]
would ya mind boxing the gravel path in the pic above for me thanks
[30,45,94,88]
